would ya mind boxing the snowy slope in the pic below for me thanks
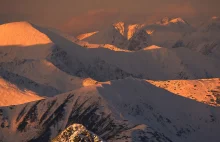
[1,22,220,83]
[75,16,220,59]
[0,78,220,142]
[126,29,152,50]
[77,22,150,50]
[77,18,193,50]
[0,21,220,142]
[201,16,220,33]
[0,22,54,61]
[176,17,220,59]
[0,59,85,93]
[0,22,91,93]
[59,43,220,80]
[38,22,220,80]
[149,78,220,106]
[77,24,127,48]
[0,76,43,106]
[0,69,59,106]
[142,17,194,48]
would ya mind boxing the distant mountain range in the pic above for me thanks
[0,17,220,142]
[77,17,220,59]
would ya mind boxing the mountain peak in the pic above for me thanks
[1,21,32,26]
[113,21,125,36]
[127,24,145,39]
[113,22,145,39]
[170,17,187,24]
[160,17,171,24]
[156,17,188,25]
[0,21,52,46]
[113,21,125,26]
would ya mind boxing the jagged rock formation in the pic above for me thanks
[52,124,103,142]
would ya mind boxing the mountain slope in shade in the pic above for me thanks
[44,24,220,81]
[0,59,85,93]
[0,78,220,142]
[126,29,151,50]
[139,16,220,60]
[175,17,220,59]
[75,39,129,52]
[142,17,193,48]
[74,16,220,59]
[201,16,220,32]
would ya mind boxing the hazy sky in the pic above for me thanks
[0,0,219,35]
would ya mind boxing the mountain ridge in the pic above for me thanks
[0,77,220,142]
[0,20,220,142]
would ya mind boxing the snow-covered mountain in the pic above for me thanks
[200,16,220,33]
[0,59,85,93]
[1,21,220,82]
[77,17,193,50]
[0,78,220,142]
[113,22,145,40]
[126,29,151,50]
[76,22,151,50]
[75,16,220,60]
[141,17,193,48]
[149,78,220,106]
[175,17,220,59]
[0,20,220,142]
[76,24,127,48]
[154,17,190,28]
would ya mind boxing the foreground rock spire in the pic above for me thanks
[52,124,103,142]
